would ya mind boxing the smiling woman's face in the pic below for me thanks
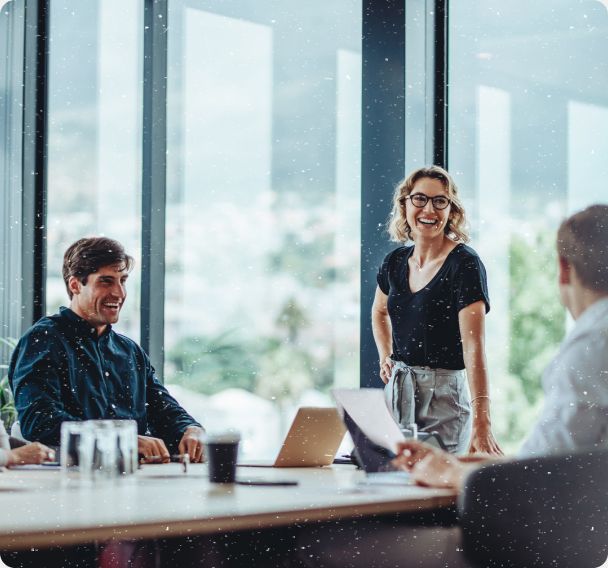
[404,177,452,241]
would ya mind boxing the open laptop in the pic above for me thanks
[238,407,346,468]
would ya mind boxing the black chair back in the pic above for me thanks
[458,448,608,568]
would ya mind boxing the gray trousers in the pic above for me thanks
[384,362,472,454]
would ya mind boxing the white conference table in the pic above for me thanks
[0,463,456,551]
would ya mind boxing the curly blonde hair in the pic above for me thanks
[387,165,470,243]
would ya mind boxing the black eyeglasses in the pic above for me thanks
[402,193,451,210]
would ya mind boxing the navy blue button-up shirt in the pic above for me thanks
[9,307,201,451]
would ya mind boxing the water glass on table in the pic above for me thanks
[90,419,138,479]
[60,419,138,481]
[60,421,94,481]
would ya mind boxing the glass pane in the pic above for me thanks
[46,0,143,340]
[449,0,608,450]
[0,0,25,342]
[165,1,362,459]
[404,0,427,172]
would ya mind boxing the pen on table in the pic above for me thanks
[141,453,190,472]
[236,479,298,487]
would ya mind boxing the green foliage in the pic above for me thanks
[255,338,314,404]
[165,330,258,395]
[509,232,565,405]
[269,232,338,288]
[0,337,17,430]
[165,294,333,403]
[276,297,309,344]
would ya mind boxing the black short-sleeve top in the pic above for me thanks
[377,244,490,370]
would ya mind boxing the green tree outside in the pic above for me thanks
[509,231,565,406]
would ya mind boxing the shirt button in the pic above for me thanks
[105,371,110,377]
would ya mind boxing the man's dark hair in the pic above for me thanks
[62,237,134,299]
[557,204,608,293]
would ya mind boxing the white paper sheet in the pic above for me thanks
[331,388,404,453]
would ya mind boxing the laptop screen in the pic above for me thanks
[343,411,397,473]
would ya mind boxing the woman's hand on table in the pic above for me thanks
[467,421,503,456]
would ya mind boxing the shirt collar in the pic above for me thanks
[59,306,112,338]
[568,296,608,341]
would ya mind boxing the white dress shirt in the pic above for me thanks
[0,421,10,466]
[519,297,608,457]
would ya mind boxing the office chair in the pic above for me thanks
[458,448,608,568]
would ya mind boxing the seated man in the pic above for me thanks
[9,237,204,463]
[301,204,608,568]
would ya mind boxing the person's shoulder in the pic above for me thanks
[557,328,608,390]
[19,314,63,342]
[109,330,148,358]
[110,329,140,349]
[11,316,67,363]
[570,326,608,358]
[452,243,482,261]
[382,245,412,265]
[448,243,486,271]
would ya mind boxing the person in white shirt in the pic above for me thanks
[0,421,53,468]
[518,297,608,457]
[301,204,608,568]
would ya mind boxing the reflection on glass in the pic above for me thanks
[165,1,362,458]
[46,0,143,340]
[449,0,608,450]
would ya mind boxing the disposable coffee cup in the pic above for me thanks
[204,431,241,483]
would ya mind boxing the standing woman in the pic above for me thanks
[372,166,502,455]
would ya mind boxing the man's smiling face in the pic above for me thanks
[69,264,128,334]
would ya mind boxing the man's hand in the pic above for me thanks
[391,440,471,489]
[392,439,440,471]
[138,435,170,463]
[179,426,205,463]
[7,442,54,466]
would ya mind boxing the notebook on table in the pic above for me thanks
[238,407,346,468]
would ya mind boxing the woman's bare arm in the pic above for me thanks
[459,300,503,455]
[371,286,394,384]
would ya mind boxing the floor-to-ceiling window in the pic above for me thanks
[164,1,362,458]
[7,0,607,456]
[449,0,608,450]
[0,0,25,346]
[45,0,144,341]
